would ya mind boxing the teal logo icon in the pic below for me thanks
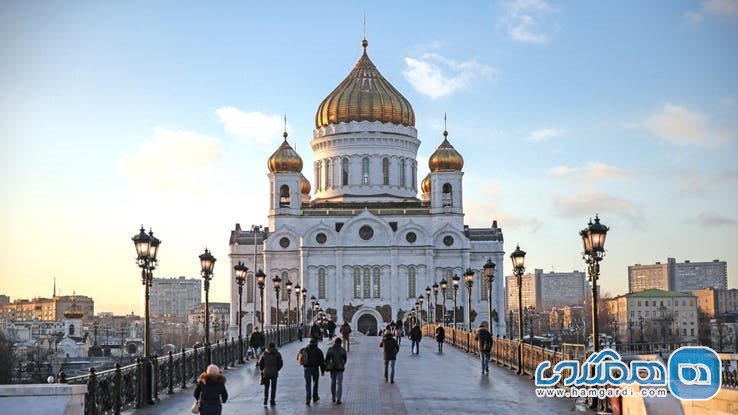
[668,346,721,400]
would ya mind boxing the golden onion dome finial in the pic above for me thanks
[300,174,311,195]
[267,131,303,173]
[315,37,415,128]
[421,173,431,194]
[428,123,464,172]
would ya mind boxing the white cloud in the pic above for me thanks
[553,190,645,228]
[690,211,737,227]
[549,162,634,181]
[678,169,738,195]
[686,0,738,22]
[465,202,541,231]
[403,53,493,99]
[501,0,558,44]
[643,103,733,146]
[215,107,285,145]
[119,128,221,193]
[526,127,566,142]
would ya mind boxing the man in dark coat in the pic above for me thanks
[309,321,323,342]
[339,322,352,352]
[379,331,400,383]
[325,337,348,404]
[408,324,422,354]
[475,322,493,375]
[258,342,283,406]
[194,364,228,415]
[300,337,325,405]
[326,319,337,339]
[434,325,445,353]
[249,328,265,367]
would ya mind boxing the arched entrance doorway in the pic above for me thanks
[357,314,378,336]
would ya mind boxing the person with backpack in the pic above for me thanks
[379,329,400,383]
[408,323,422,355]
[475,322,493,375]
[298,337,325,405]
[193,364,228,415]
[249,327,265,367]
[434,325,445,353]
[339,321,352,352]
[257,342,283,406]
[325,337,348,404]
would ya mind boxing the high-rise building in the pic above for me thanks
[628,258,727,293]
[228,36,507,337]
[535,269,589,311]
[147,276,201,322]
[505,272,537,313]
[692,288,738,318]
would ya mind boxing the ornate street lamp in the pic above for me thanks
[255,269,266,331]
[439,279,448,325]
[418,296,424,325]
[432,282,439,323]
[250,225,263,334]
[580,215,609,353]
[451,274,460,328]
[425,286,431,325]
[285,279,293,341]
[310,295,317,322]
[199,248,216,363]
[483,259,496,334]
[464,269,474,332]
[301,288,307,326]
[414,301,420,326]
[272,275,282,335]
[510,244,526,375]
[132,226,160,358]
[233,261,248,363]
[294,283,301,332]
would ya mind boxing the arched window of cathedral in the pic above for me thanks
[279,185,290,207]
[69,324,75,336]
[408,267,416,298]
[341,157,349,186]
[246,273,254,303]
[444,269,454,299]
[480,271,488,301]
[325,159,332,189]
[281,271,289,300]
[442,183,452,207]
[318,268,326,299]
[363,267,371,298]
[400,158,406,187]
[353,268,361,298]
[372,267,381,298]
[316,160,322,191]
[382,157,389,185]
[362,157,370,184]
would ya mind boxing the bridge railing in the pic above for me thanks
[67,324,298,415]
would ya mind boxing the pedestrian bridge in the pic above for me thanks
[124,333,589,415]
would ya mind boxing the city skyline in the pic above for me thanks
[1,2,737,315]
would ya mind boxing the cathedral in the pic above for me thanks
[228,38,506,336]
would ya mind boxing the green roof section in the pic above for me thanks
[626,288,694,298]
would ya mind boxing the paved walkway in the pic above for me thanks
[127,334,592,414]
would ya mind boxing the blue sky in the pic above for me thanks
[1,1,737,314]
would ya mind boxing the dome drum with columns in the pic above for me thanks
[230,38,506,338]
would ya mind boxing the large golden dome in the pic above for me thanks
[268,132,303,173]
[315,39,415,128]
[429,131,464,172]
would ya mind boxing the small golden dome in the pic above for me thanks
[64,300,83,319]
[315,39,415,128]
[420,173,431,194]
[428,131,464,172]
[268,132,303,173]
[300,174,311,195]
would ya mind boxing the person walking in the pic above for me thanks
[326,319,337,340]
[475,322,493,375]
[309,320,323,342]
[249,328,265,367]
[299,337,325,405]
[434,325,445,353]
[379,330,400,383]
[297,322,304,342]
[257,342,283,406]
[325,337,348,404]
[193,364,228,415]
[409,323,422,355]
[340,321,352,352]
[394,320,403,346]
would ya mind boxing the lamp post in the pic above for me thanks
[432,282,439,323]
[451,274,460,328]
[463,269,474,332]
[285,279,292,341]
[272,275,282,343]
[199,248,216,364]
[418,296,424,325]
[510,244,526,375]
[294,283,301,333]
[439,279,448,325]
[579,215,608,353]
[250,225,262,335]
[234,261,248,364]
[310,295,317,322]
[483,259,496,334]
[132,226,160,358]
[425,287,431,325]
[301,288,307,326]
[256,269,266,331]
[413,301,419,326]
